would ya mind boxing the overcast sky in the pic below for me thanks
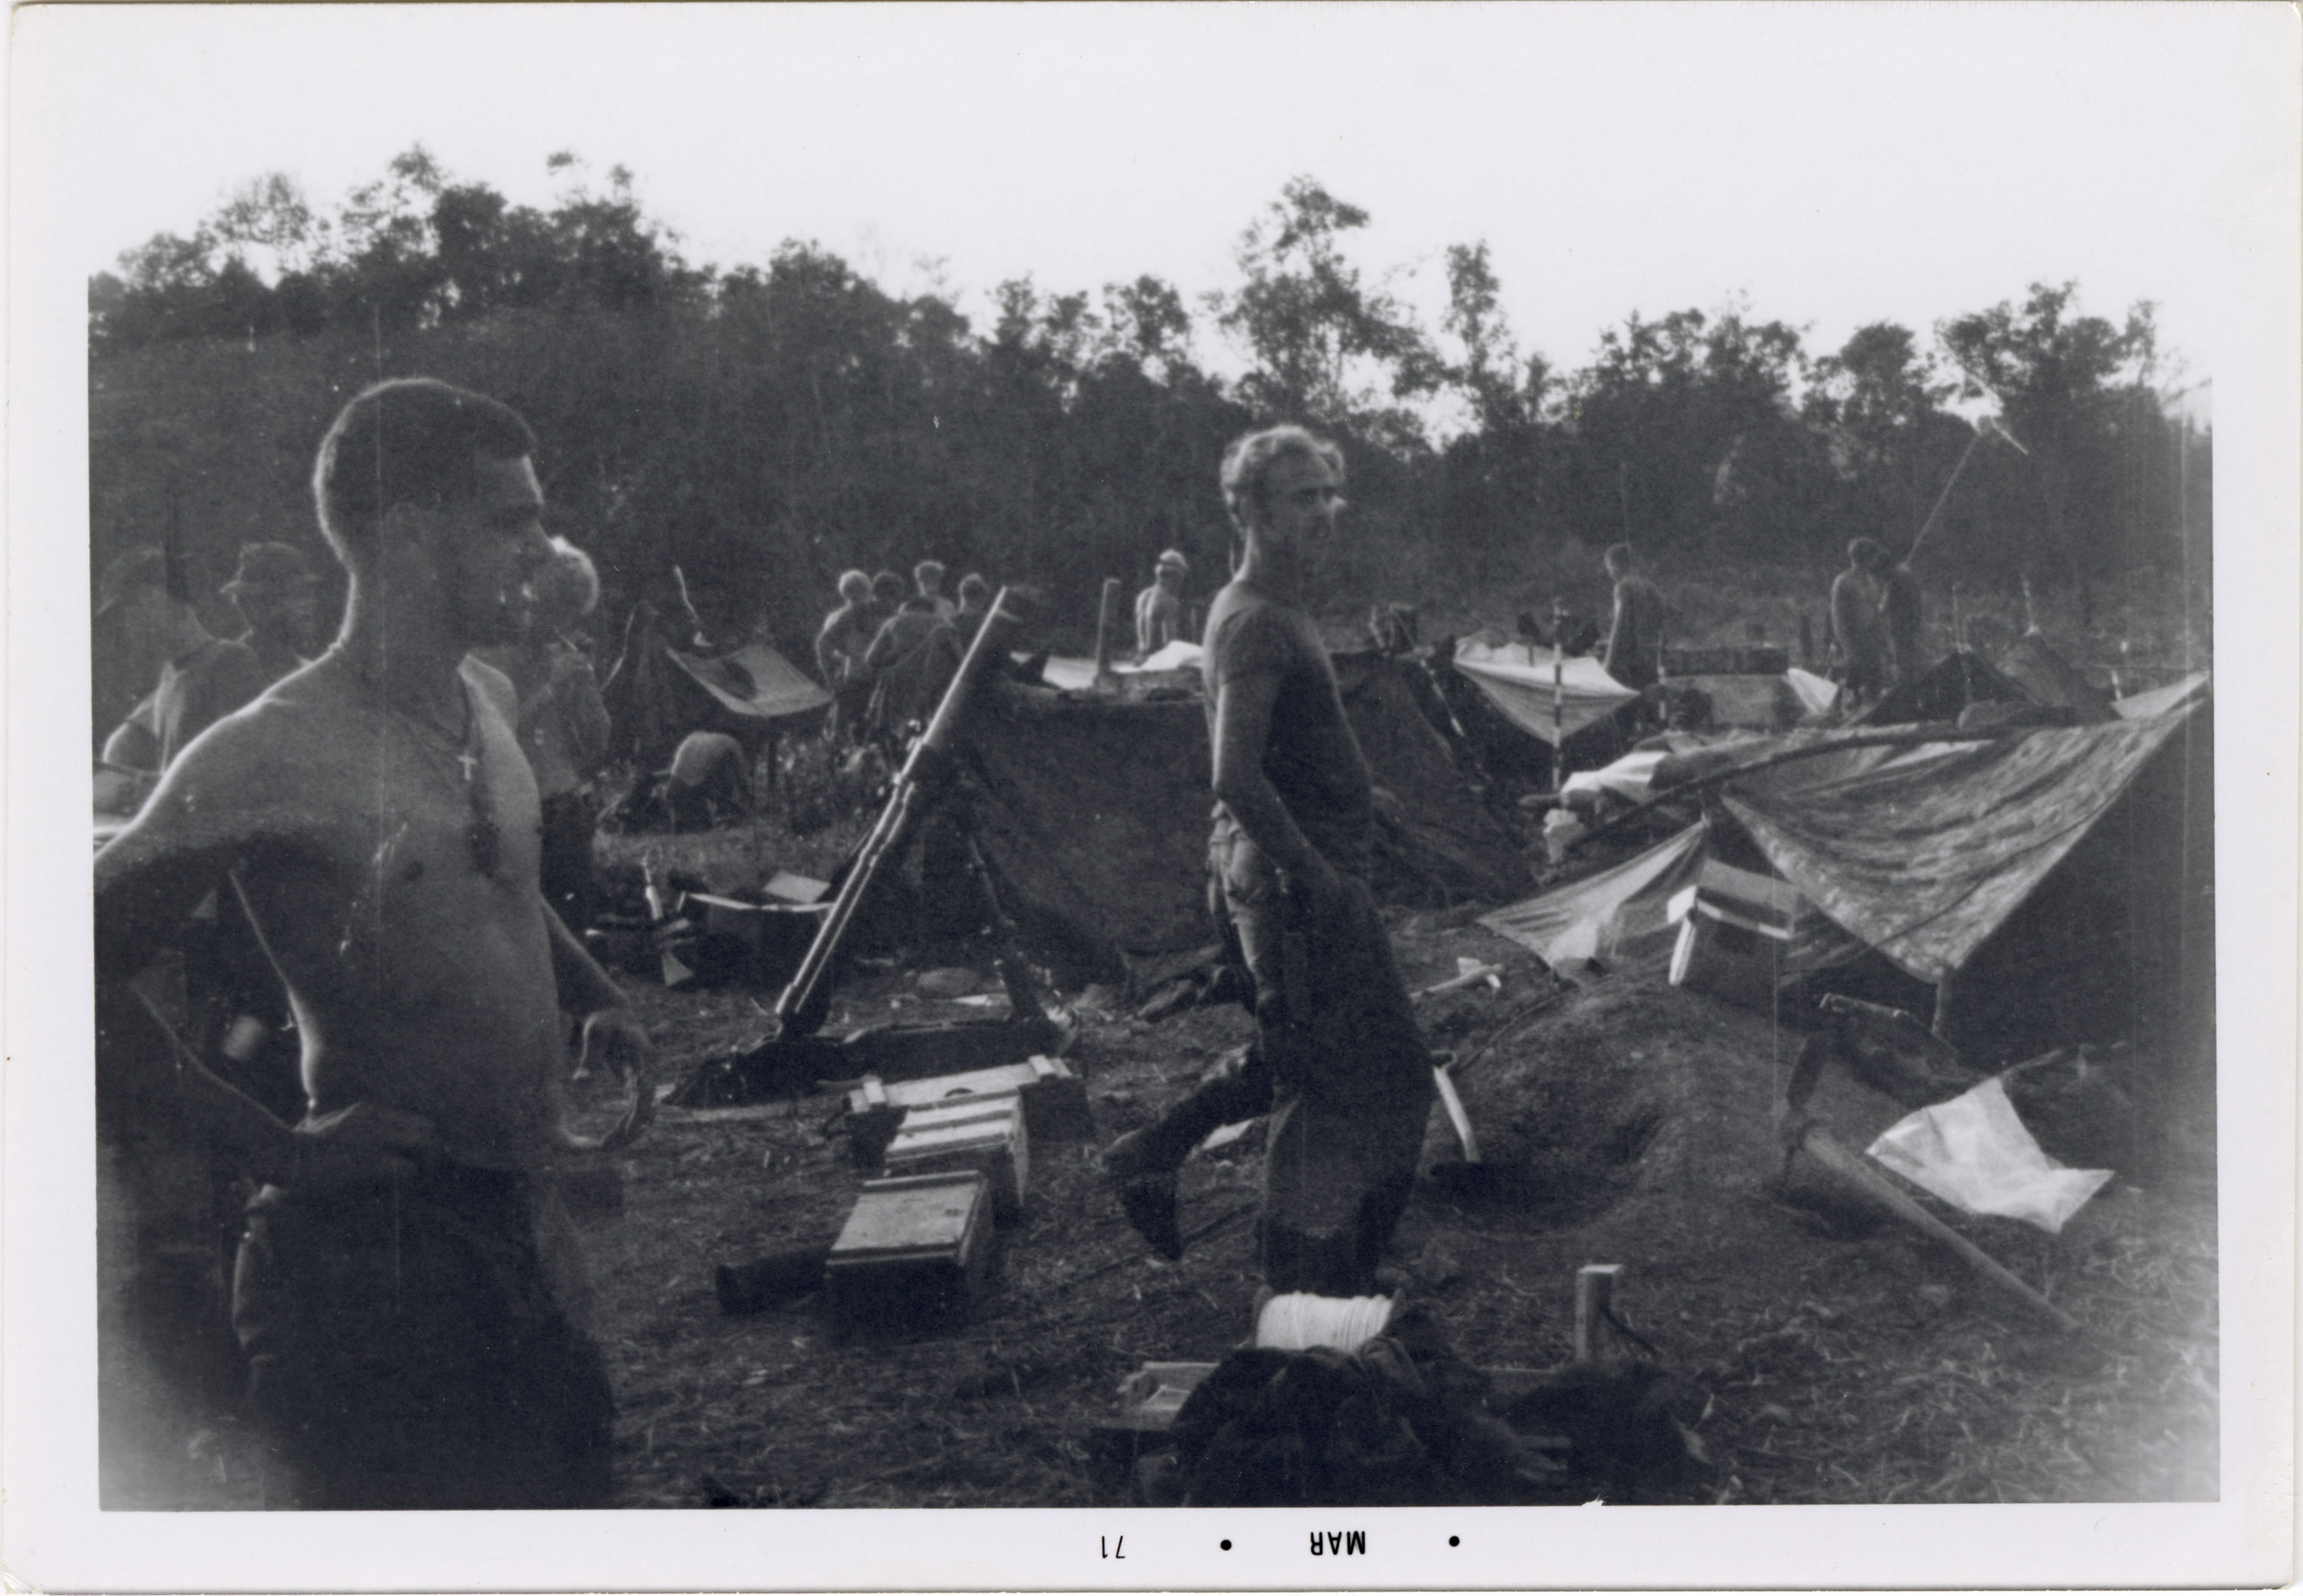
[18,3,2288,390]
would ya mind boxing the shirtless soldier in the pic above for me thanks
[1104,425,1435,1296]
[94,378,651,1510]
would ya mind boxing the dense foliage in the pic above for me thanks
[90,149,2209,656]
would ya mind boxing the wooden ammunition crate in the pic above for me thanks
[881,1097,1029,1223]
[678,891,828,988]
[1667,859,1802,1012]
[825,1171,993,1335]
[846,1054,1091,1168]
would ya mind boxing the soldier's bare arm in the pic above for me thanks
[94,727,436,1184]
[543,889,627,1016]
[540,894,653,1149]
[1211,668,1339,902]
[1603,579,1635,671]
[95,727,280,982]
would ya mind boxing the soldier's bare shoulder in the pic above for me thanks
[155,659,379,806]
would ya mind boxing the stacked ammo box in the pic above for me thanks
[824,1055,1091,1335]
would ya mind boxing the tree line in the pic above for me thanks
[90,149,2210,661]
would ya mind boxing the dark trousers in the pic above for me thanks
[233,1164,614,1511]
[1838,648,1885,704]
[539,789,601,933]
[1123,819,1434,1294]
[1885,623,1924,689]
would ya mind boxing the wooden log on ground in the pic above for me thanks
[1789,1121,2082,1334]
[1573,1263,1624,1363]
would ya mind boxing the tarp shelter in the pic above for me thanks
[1450,638,1641,747]
[1481,822,1707,965]
[1856,649,2029,727]
[958,654,1535,985]
[1035,639,1205,691]
[1719,714,2190,984]
[1995,633,2116,722]
[1480,818,1865,977]
[1482,685,2212,1064]
[602,599,831,769]
[2116,672,2211,721]
[672,643,830,722]
[1449,640,1840,774]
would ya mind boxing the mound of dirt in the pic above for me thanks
[1421,963,1921,1254]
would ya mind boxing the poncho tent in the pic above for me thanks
[602,599,832,769]
[1994,633,2117,722]
[1449,639,1642,747]
[1483,683,2212,1067]
[1444,639,1840,780]
[1853,648,2032,728]
[957,651,1535,988]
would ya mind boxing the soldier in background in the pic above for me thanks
[220,542,324,684]
[1599,542,1667,691]
[475,540,611,933]
[915,558,958,623]
[98,543,324,814]
[1833,539,1889,707]
[815,570,880,741]
[868,569,908,626]
[660,728,753,832]
[952,573,994,645]
[863,587,960,745]
[1877,553,1926,688]
[1134,548,1190,657]
[96,548,267,780]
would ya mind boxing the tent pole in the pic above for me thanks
[1094,577,1122,684]
[1551,595,1568,787]
[1905,425,1985,568]
[1931,969,1959,1042]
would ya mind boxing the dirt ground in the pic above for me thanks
[98,849,2218,1514]
[572,898,2215,1510]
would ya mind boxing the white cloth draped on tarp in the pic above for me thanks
[1035,641,1206,691]
[1784,667,1840,717]
[1865,1076,2113,1233]
[2113,671,2211,720]
[1451,637,1641,746]
[1562,749,1672,806]
[1479,822,1707,965]
[665,642,831,719]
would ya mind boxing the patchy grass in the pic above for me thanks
[551,917,2218,1509]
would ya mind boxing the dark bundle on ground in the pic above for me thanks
[2000,1044,2138,1171]
[1167,1305,1547,1506]
[1500,1360,1713,1501]
[1817,995,1985,1109]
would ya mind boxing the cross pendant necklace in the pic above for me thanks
[333,648,504,880]
[388,675,500,880]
